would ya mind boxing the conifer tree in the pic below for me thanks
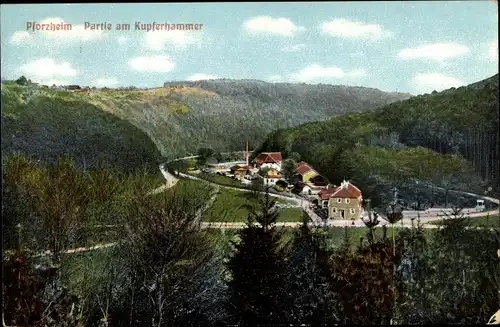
[225,188,289,325]
[285,213,338,325]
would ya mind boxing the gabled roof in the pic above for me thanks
[340,180,362,198]
[330,187,358,199]
[296,162,319,176]
[318,185,338,200]
[295,163,312,175]
[254,152,282,164]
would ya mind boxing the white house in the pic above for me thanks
[254,152,282,171]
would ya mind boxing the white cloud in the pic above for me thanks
[350,51,365,58]
[20,58,79,84]
[93,77,119,87]
[412,73,465,93]
[186,73,220,81]
[10,17,104,45]
[290,64,366,82]
[267,75,283,83]
[10,31,33,44]
[398,43,470,61]
[243,16,305,37]
[117,36,128,44]
[347,68,367,77]
[320,19,392,41]
[281,43,306,52]
[128,56,175,73]
[292,64,343,82]
[145,30,201,51]
[488,39,498,60]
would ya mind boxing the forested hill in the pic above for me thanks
[1,83,163,172]
[255,74,499,202]
[0,79,412,165]
[153,79,411,156]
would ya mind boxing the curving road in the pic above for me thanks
[154,160,500,229]
[33,161,498,257]
[163,164,498,227]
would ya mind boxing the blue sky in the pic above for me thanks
[1,2,498,94]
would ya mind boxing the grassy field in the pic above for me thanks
[204,188,302,222]
[192,172,295,198]
[430,215,500,228]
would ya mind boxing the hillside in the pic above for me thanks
[1,79,411,171]
[1,83,163,172]
[159,79,412,156]
[255,74,499,204]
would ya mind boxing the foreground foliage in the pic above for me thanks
[2,155,499,326]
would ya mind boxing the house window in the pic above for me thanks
[350,208,355,214]
[333,207,337,213]
[337,198,342,203]
[345,198,350,204]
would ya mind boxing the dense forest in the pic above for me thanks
[1,78,412,163]
[161,79,411,155]
[254,74,499,204]
[1,82,163,172]
[2,154,499,326]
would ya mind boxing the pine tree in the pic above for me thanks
[225,189,289,325]
[285,213,339,325]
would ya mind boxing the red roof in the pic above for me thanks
[295,162,313,175]
[254,152,282,164]
[341,181,362,198]
[331,187,358,199]
[318,185,338,200]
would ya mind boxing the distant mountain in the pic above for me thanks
[154,79,411,156]
[255,74,499,203]
[1,79,411,170]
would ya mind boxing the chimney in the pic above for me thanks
[245,141,249,166]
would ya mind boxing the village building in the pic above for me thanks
[66,85,82,91]
[74,88,89,93]
[230,164,252,180]
[262,169,281,187]
[326,180,363,220]
[318,184,339,208]
[293,161,330,196]
[296,182,324,196]
[254,152,282,171]
[295,161,320,183]
[309,174,328,187]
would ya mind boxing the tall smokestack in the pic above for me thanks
[245,141,249,166]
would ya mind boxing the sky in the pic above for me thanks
[1,2,498,95]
